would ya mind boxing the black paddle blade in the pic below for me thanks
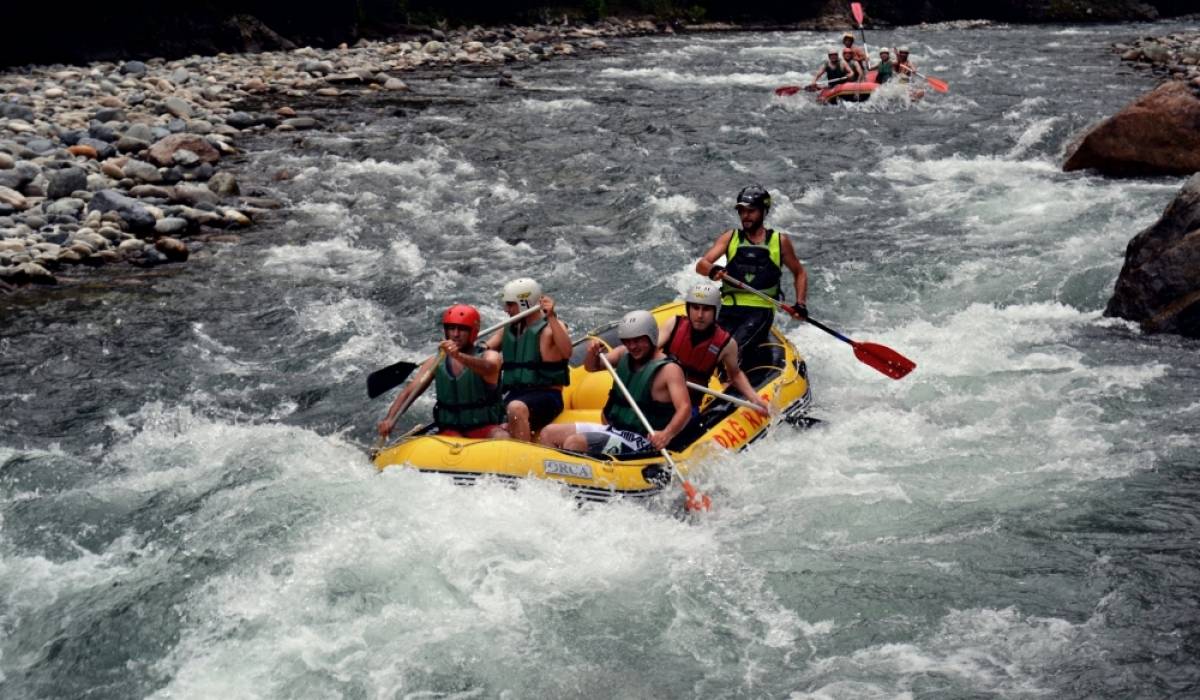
[853,341,916,380]
[366,360,419,399]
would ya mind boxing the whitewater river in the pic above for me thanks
[3,20,1199,698]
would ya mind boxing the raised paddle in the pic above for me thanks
[850,2,870,68]
[719,274,916,380]
[599,353,711,513]
[366,305,542,399]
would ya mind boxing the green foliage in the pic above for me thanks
[584,0,609,20]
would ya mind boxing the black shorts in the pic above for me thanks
[503,388,564,431]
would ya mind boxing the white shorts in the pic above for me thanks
[574,422,654,455]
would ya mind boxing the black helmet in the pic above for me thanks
[735,185,771,213]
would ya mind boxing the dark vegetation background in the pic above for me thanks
[2,0,1194,68]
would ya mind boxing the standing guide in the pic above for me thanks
[695,185,808,365]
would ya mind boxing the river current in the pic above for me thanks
[3,20,1199,699]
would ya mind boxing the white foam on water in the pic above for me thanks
[793,606,1098,698]
[147,463,832,697]
[719,124,769,137]
[263,236,379,283]
[518,97,594,113]
[649,193,700,218]
[598,66,796,88]
[298,298,407,379]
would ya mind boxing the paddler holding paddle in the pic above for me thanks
[377,304,508,440]
[658,282,770,416]
[695,185,808,366]
[810,48,853,90]
[539,310,692,456]
[481,278,572,443]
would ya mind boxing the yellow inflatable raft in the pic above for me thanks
[373,301,812,502]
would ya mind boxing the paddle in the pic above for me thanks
[914,70,949,93]
[775,76,849,96]
[599,353,711,512]
[367,305,541,399]
[850,2,869,69]
[687,381,771,415]
[719,274,916,380]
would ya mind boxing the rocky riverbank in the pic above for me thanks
[0,18,673,294]
[1114,29,1200,88]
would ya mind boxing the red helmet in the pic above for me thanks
[442,304,481,344]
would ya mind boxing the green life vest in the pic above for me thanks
[876,61,894,83]
[825,60,848,83]
[721,228,783,309]
[603,355,677,435]
[433,352,504,431]
[500,318,570,391]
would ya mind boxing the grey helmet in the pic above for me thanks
[617,310,658,345]
[735,184,771,214]
[684,282,722,319]
[501,277,543,309]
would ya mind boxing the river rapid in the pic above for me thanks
[3,20,1200,699]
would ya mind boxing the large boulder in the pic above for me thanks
[1064,81,1200,177]
[1105,173,1200,337]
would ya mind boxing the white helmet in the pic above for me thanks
[684,282,722,318]
[897,46,910,54]
[501,277,543,309]
[617,310,658,345]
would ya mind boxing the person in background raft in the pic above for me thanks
[874,47,895,84]
[659,282,770,416]
[841,32,869,76]
[842,47,865,83]
[377,304,507,440]
[895,46,917,82]
[695,185,808,364]
[539,310,691,456]
[482,278,571,442]
[811,48,851,89]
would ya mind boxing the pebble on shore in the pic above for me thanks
[0,18,667,290]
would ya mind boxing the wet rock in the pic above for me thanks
[115,135,151,153]
[1106,173,1200,338]
[0,152,13,169]
[0,186,28,211]
[77,137,116,159]
[46,167,87,199]
[88,189,156,230]
[45,197,85,218]
[94,107,126,123]
[1064,82,1200,177]
[154,217,189,235]
[224,111,259,129]
[171,183,218,206]
[281,117,318,130]
[120,60,147,76]
[67,144,98,159]
[207,171,239,196]
[121,159,162,184]
[154,236,189,261]
[145,133,220,167]
[1,261,56,285]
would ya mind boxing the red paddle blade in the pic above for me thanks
[851,341,916,380]
[925,76,949,93]
[775,85,801,96]
[682,482,712,512]
[851,2,865,25]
